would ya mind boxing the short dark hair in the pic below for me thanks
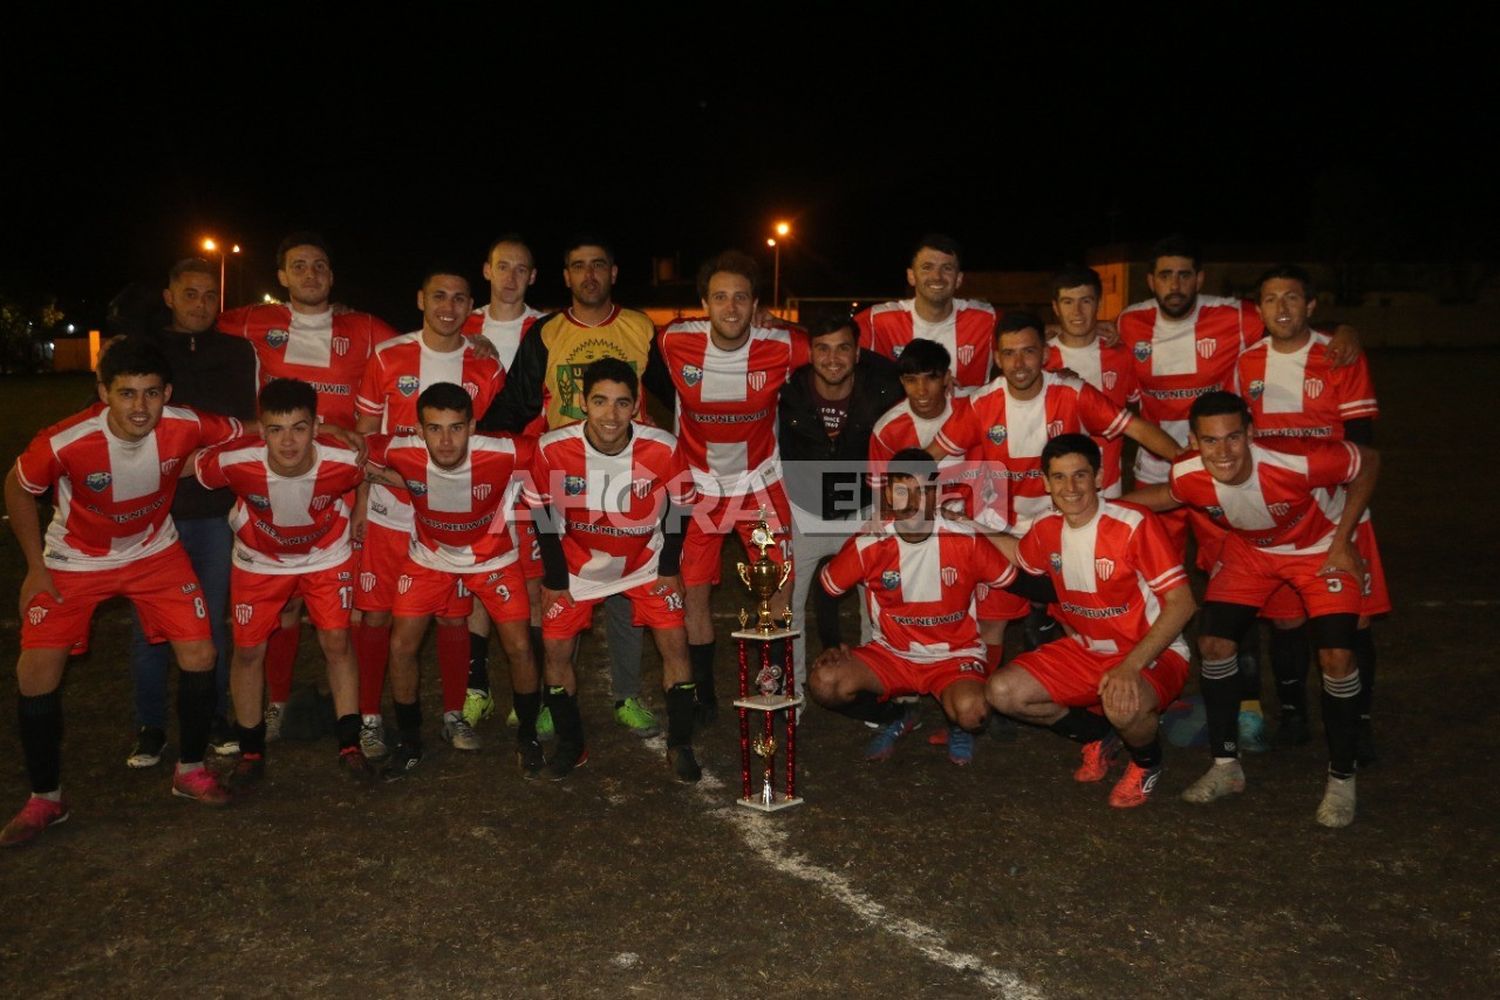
[487,233,533,262]
[1041,433,1101,475]
[1188,390,1252,433]
[887,447,939,484]
[805,309,858,343]
[696,249,760,300]
[416,382,474,422]
[1148,234,1201,273]
[276,231,331,270]
[99,340,173,387]
[896,337,950,378]
[563,235,614,266]
[258,378,318,421]
[1050,264,1102,299]
[912,233,962,269]
[421,263,471,291]
[1257,263,1317,300]
[168,257,217,285]
[581,357,638,400]
[996,310,1045,345]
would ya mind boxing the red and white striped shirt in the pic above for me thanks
[1237,332,1378,453]
[195,437,363,573]
[218,304,398,429]
[1045,339,1140,495]
[462,305,544,374]
[868,398,988,518]
[15,404,241,570]
[656,320,808,498]
[855,298,996,388]
[1003,501,1189,661]
[524,423,697,601]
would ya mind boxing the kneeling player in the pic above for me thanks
[366,383,536,777]
[194,378,372,786]
[809,449,1011,761]
[525,359,701,782]
[3,343,244,845]
[981,435,1196,807]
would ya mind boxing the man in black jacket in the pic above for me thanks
[778,311,904,689]
[124,258,258,767]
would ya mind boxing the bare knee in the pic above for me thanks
[986,669,1024,713]
[1199,635,1237,662]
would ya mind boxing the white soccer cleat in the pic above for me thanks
[1315,774,1357,828]
[1180,759,1246,804]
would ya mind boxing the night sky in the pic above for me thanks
[4,9,1489,327]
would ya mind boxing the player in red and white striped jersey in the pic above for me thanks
[194,378,372,785]
[1240,265,1387,758]
[811,449,1010,763]
[1045,266,1141,495]
[854,234,996,389]
[2,343,246,845]
[644,251,808,727]
[981,435,1195,808]
[1124,392,1379,827]
[351,266,502,758]
[364,382,534,776]
[525,358,701,781]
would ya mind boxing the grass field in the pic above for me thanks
[1,356,1497,998]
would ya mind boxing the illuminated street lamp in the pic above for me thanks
[768,221,791,312]
[201,237,242,306]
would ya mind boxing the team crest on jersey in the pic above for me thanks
[975,582,990,602]
[1133,341,1152,362]
[563,475,586,496]
[941,566,958,587]
[234,603,254,626]
[473,483,493,502]
[747,370,766,392]
[988,425,1008,445]
[1103,370,1117,391]
[681,364,703,388]
[1047,420,1064,438]
[633,478,652,499]
[404,479,427,497]
[1206,505,1224,519]
[1268,501,1291,518]
[1049,552,1063,571]
[85,471,111,492]
[360,572,377,592]
[181,582,199,595]
[396,375,421,397]
[881,569,901,590]
[1248,379,1265,400]
[160,457,180,476]
[332,336,350,357]
[266,329,289,349]
[311,495,332,512]
[27,606,47,626]
[1304,377,1324,399]
[1196,338,1217,360]
[957,345,974,365]
[1095,557,1115,580]
[248,493,271,510]
[397,574,413,595]
[462,381,480,399]
[892,344,906,359]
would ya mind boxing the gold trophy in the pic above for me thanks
[736,513,793,633]
[752,731,778,807]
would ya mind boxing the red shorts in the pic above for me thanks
[1012,637,1189,710]
[1207,539,1361,619]
[392,558,531,623]
[355,521,409,613]
[542,578,686,639]
[1260,519,1391,621]
[849,643,988,700]
[230,555,357,646]
[976,580,1031,621]
[22,545,211,652]
[460,561,531,622]
[682,482,793,588]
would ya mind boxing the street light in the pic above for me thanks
[769,221,791,312]
[201,237,242,307]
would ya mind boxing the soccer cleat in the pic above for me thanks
[863,704,919,762]
[517,739,545,779]
[225,753,266,792]
[263,702,285,743]
[506,705,555,738]
[442,711,482,751]
[338,747,377,785]
[1108,762,1163,808]
[1238,708,1270,754]
[171,767,232,806]
[126,726,168,769]
[1181,760,1246,804]
[1355,720,1380,767]
[359,715,389,759]
[208,717,240,756]
[614,697,661,738]
[1273,710,1312,748]
[544,743,588,781]
[383,742,422,780]
[667,746,702,784]
[1315,773,1357,828]
[946,727,975,766]
[1074,733,1122,783]
[0,796,70,848]
[462,688,495,727]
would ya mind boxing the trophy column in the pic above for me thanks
[733,613,803,812]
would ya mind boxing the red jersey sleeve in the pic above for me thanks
[1334,355,1379,422]
[667,440,699,506]
[14,430,60,496]
[356,356,385,417]
[364,434,392,468]
[523,441,552,507]
[1304,441,1361,490]
[1014,526,1049,577]
[192,409,243,448]
[853,307,875,352]
[193,441,236,490]
[217,305,253,338]
[972,532,1016,587]
[1076,382,1132,440]
[933,397,979,456]
[819,536,866,597]
[1127,508,1188,597]
[1238,299,1264,349]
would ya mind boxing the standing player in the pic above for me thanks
[478,237,658,738]
[982,435,1196,807]
[1239,265,1388,756]
[854,234,996,389]
[645,251,808,726]
[194,379,371,785]
[354,266,502,756]
[1123,392,1379,827]
[2,343,245,846]
[525,359,700,781]
[364,383,535,776]
[809,449,1010,758]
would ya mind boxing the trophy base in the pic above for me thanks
[736,794,804,813]
[733,694,803,712]
[731,627,802,641]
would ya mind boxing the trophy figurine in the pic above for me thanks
[731,510,804,811]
